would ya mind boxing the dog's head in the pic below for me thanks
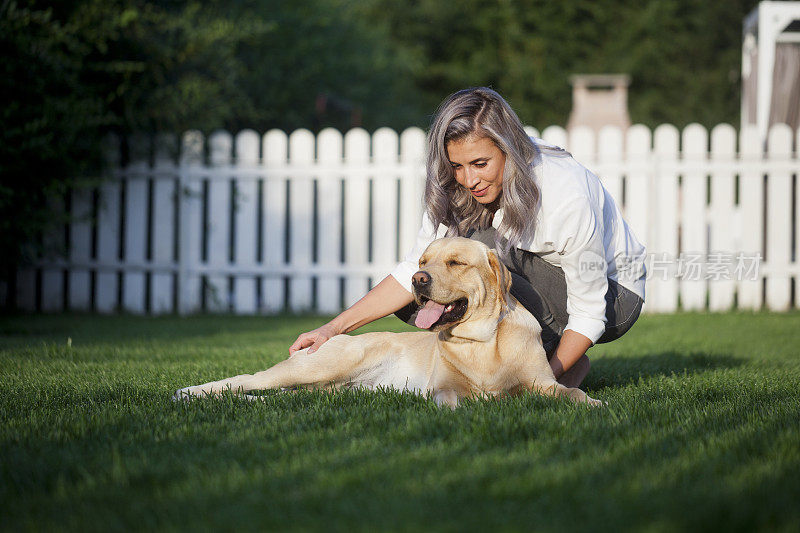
[411,237,511,337]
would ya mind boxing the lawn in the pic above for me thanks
[1,312,799,531]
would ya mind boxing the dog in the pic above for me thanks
[174,237,602,408]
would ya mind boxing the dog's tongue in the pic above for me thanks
[415,300,446,329]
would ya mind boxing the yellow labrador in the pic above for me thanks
[174,237,602,408]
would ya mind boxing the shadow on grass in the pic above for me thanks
[0,313,339,346]
[585,351,746,390]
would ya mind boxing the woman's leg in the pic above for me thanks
[557,352,592,388]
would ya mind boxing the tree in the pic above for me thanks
[360,0,760,129]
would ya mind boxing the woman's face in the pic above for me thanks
[446,135,506,209]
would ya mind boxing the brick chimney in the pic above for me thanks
[567,74,631,132]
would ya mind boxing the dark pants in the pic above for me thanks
[396,228,644,353]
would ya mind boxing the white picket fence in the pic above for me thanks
[6,123,800,315]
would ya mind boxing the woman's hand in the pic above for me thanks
[286,275,415,356]
[289,322,340,355]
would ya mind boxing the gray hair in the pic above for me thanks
[424,87,567,252]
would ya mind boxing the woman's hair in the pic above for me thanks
[424,87,565,252]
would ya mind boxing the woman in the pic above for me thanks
[290,87,646,388]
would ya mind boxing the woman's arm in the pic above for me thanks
[289,212,440,354]
[549,329,592,380]
[288,275,414,354]
[545,188,606,385]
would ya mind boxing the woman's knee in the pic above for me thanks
[597,291,643,344]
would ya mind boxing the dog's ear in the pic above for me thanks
[487,249,511,306]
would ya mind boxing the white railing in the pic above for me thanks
[6,123,799,315]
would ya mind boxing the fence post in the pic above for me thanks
[317,128,344,314]
[122,134,149,314]
[151,133,178,314]
[709,124,737,311]
[399,128,426,264]
[652,125,680,312]
[343,128,371,307]
[95,134,122,313]
[625,125,652,311]
[570,126,595,167]
[372,128,400,281]
[524,126,541,140]
[68,182,93,311]
[598,126,624,216]
[205,130,233,312]
[625,125,652,253]
[542,125,568,151]
[288,129,315,311]
[796,126,800,310]
[680,124,708,310]
[262,129,288,313]
[765,124,793,311]
[233,129,260,314]
[178,130,204,314]
[737,125,764,309]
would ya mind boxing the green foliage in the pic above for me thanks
[1,312,799,529]
[0,0,412,276]
[363,0,760,129]
[1,1,106,274]
[223,0,418,132]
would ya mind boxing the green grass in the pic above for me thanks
[1,312,799,531]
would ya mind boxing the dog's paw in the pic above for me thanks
[243,394,267,402]
[586,396,606,408]
[433,389,458,410]
[172,387,197,402]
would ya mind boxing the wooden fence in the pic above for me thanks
[5,123,799,315]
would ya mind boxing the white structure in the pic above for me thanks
[742,1,800,146]
[7,124,800,316]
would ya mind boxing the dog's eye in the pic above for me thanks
[447,260,465,267]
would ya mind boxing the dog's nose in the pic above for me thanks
[412,270,431,287]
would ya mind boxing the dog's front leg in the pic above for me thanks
[174,367,281,399]
[174,336,366,400]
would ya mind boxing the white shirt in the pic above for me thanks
[390,138,646,344]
